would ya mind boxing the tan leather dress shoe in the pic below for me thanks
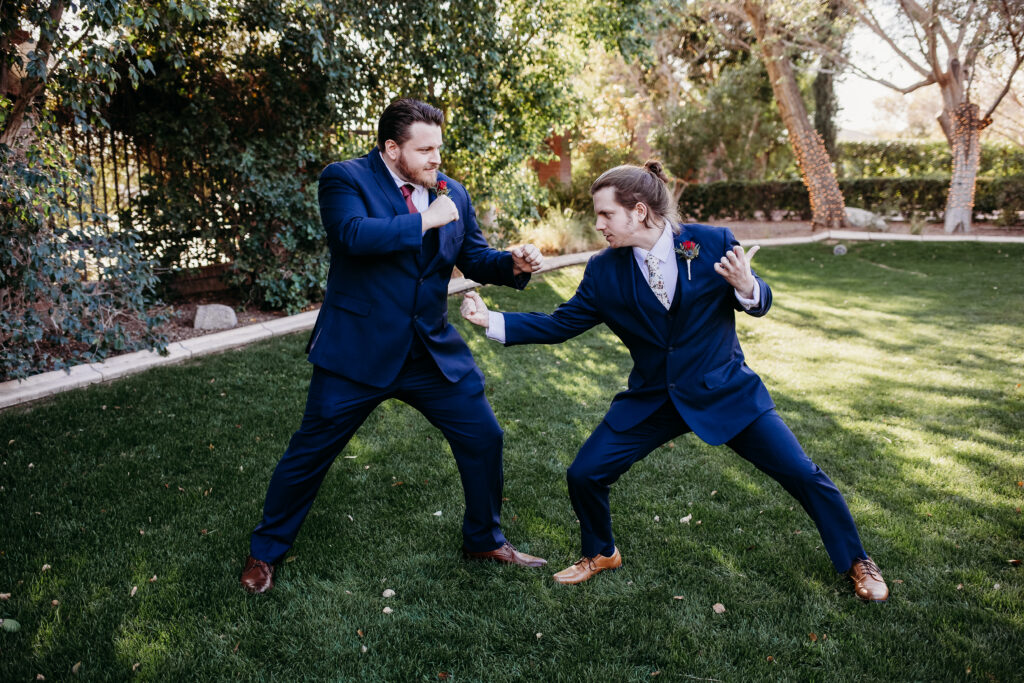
[463,542,547,567]
[241,556,275,594]
[552,547,623,585]
[848,557,888,602]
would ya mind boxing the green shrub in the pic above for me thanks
[1,124,167,381]
[675,176,1024,222]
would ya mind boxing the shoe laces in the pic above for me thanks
[573,557,597,571]
[855,558,882,581]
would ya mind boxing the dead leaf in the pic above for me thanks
[994,583,1001,590]
[653,515,660,522]
[357,629,364,638]
[793,530,802,534]
[0,593,10,600]
[51,599,59,606]
[360,645,367,653]
[130,586,138,597]
[178,487,184,492]
[233,642,240,653]
[41,564,51,572]
[536,632,542,639]
[438,674,450,680]
[673,595,684,600]
[132,663,140,671]
[382,589,396,598]
[284,556,296,563]
[695,520,702,525]
[680,514,692,524]
[712,603,726,614]
[344,455,357,459]
[651,672,661,677]
[139,529,145,535]
[36,675,44,680]
[383,607,393,614]
[711,490,717,496]
[392,481,403,487]
[148,575,157,583]
[809,633,818,642]
[1009,559,1021,566]
[433,511,442,516]
[766,656,774,662]
[957,584,963,590]
[72,661,81,675]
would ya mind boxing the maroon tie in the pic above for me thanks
[400,184,418,214]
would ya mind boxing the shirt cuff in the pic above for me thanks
[734,280,760,309]
[485,311,506,343]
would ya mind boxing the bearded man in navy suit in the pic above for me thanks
[461,161,888,601]
[241,99,547,593]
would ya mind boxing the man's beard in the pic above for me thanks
[397,152,439,188]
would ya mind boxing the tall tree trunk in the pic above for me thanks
[745,1,845,230]
[0,0,64,148]
[944,101,984,233]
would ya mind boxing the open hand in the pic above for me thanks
[713,245,760,299]
[511,243,543,275]
[460,291,490,328]
[422,195,459,232]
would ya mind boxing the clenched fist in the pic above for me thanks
[460,291,490,328]
[422,195,459,232]
[511,243,543,275]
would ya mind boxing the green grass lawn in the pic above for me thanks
[1,241,1022,681]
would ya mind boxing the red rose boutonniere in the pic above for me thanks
[436,180,449,197]
[674,240,700,281]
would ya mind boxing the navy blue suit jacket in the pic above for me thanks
[503,224,775,445]
[306,149,528,387]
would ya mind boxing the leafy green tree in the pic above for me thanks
[1,0,204,379]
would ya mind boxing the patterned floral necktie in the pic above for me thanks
[645,253,671,309]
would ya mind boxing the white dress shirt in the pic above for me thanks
[486,226,760,343]
[381,151,429,213]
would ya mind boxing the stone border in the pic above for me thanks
[3,231,1023,411]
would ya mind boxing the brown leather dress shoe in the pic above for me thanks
[552,547,623,585]
[463,542,547,567]
[240,556,275,594]
[848,557,888,602]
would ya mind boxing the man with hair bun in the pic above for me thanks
[461,161,888,601]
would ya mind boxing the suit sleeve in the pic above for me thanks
[455,189,529,290]
[318,163,422,255]
[503,258,602,346]
[724,228,772,317]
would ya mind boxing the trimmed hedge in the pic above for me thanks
[677,175,1024,222]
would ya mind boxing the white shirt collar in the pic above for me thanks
[633,224,674,263]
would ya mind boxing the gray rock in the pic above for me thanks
[844,207,888,231]
[194,304,238,330]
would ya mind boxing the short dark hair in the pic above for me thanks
[377,98,445,150]
[590,160,681,233]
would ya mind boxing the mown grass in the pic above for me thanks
[1,241,1022,682]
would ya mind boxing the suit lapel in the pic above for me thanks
[617,247,663,342]
[369,148,410,217]
[670,230,694,336]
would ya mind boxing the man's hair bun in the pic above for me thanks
[644,160,668,183]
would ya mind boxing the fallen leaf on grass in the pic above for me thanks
[680,514,692,524]
[438,673,450,680]
[712,603,726,614]
[360,645,367,653]
[130,586,137,597]
[0,593,10,600]
[957,584,963,590]
[651,672,660,677]
[535,633,542,639]
[766,656,774,662]
[382,589,396,598]
[1009,559,1021,566]
[51,599,59,606]
[711,490,717,496]
[284,556,296,564]
[347,515,354,522]
[653,515,660,522]
[132,663,140,671]
[41,564,51,572]
[357,629,364,638]
[344,455,357,459]
[433,511,442,516]
[148,575,157,583]
[673,595,684,600]
[809,633,818,642]
[994,583,1001,590]
[382,607,393,614]
[233,642,240,653]
[391,481,403,487]
[72,661,81,674]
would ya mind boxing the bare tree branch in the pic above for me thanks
[849,1,933,77]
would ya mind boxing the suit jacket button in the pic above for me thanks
[669,383,676,390]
